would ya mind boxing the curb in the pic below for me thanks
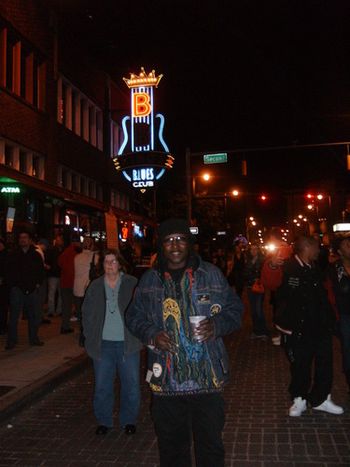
[0,354,90,423]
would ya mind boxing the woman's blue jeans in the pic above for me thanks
[93,340,140,428]
[247,289,268,335]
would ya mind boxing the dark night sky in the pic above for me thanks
[54,0,350,221]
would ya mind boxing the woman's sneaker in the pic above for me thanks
[289,397,307,417]
[313,395,344,414]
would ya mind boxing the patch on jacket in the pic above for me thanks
[197,294,210,303]
[210,303,222,315]
[152,363,163,378]
[288,277,300,287]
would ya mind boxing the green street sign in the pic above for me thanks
[203,153,227,164]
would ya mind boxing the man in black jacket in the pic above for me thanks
[5,230,45,349]
[275,236,343,417]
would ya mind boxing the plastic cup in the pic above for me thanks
[189,315,206,341]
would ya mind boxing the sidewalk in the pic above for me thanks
[0,315,88,419]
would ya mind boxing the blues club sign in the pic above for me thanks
[113,68,174,189]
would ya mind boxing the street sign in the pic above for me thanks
[203,153,227,164]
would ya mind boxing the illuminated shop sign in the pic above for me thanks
[130,167,155,188]
[113,67,174,189]
[1,186,21,193]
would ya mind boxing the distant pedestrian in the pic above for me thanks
[58,234,81,334]
[261,232,291,345]
[73,237,98,346]
[244,243,269,338]
[35,238,50,324]
[275,236,343,417]
[82,249,141,435]
[5,230,45,349]
[313,232,330,272]
[227,241,246,298]
[0,238,9,335]
[46,235,64,317]
[119,240,135,274]
[126,218,243,467]
[212,248,227,276]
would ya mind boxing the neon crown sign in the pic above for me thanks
[113,67,174,189]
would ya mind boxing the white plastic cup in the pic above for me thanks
[189,315,206,341]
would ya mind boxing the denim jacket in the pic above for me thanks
[126,257,243,395]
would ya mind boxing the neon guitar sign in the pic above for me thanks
[113,68,174,189]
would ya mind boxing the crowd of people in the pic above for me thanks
[0,230,102,349]
[1,221,350,466]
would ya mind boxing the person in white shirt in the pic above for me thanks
[73,237,98,345]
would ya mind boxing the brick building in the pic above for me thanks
[0,0,155,256]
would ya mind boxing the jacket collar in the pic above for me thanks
[295,254,312,268]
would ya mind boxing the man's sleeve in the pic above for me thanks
[274,267,293,331]
[125,275,163,345]
[5,253,15,287]
[211,271,243,337]
[34,251,45,285]
[324,268,339,319]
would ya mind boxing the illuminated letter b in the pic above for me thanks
[133,93,151,117]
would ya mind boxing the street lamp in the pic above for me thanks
[188,171,213,226]
[192,172,212,197]
[246,216,257,242]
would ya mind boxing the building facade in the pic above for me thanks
[0,0,155,256]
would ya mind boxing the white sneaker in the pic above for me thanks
[289,397,307,417]
[313,395,344,415]
[271,335,281,346]
[70,316,78,322]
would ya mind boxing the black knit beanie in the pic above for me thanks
[157,218,192,245]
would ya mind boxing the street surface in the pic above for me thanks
[0,300,350,466]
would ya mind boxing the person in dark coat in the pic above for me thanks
[275,236,343,417]
[227,242,245,298]
[5,230,45,349]
[243,244,269,338]
[82,249,141,436]
[46,235,64,317]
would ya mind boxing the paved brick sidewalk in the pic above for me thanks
[0,309,349,466]
[0,315,87,418]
